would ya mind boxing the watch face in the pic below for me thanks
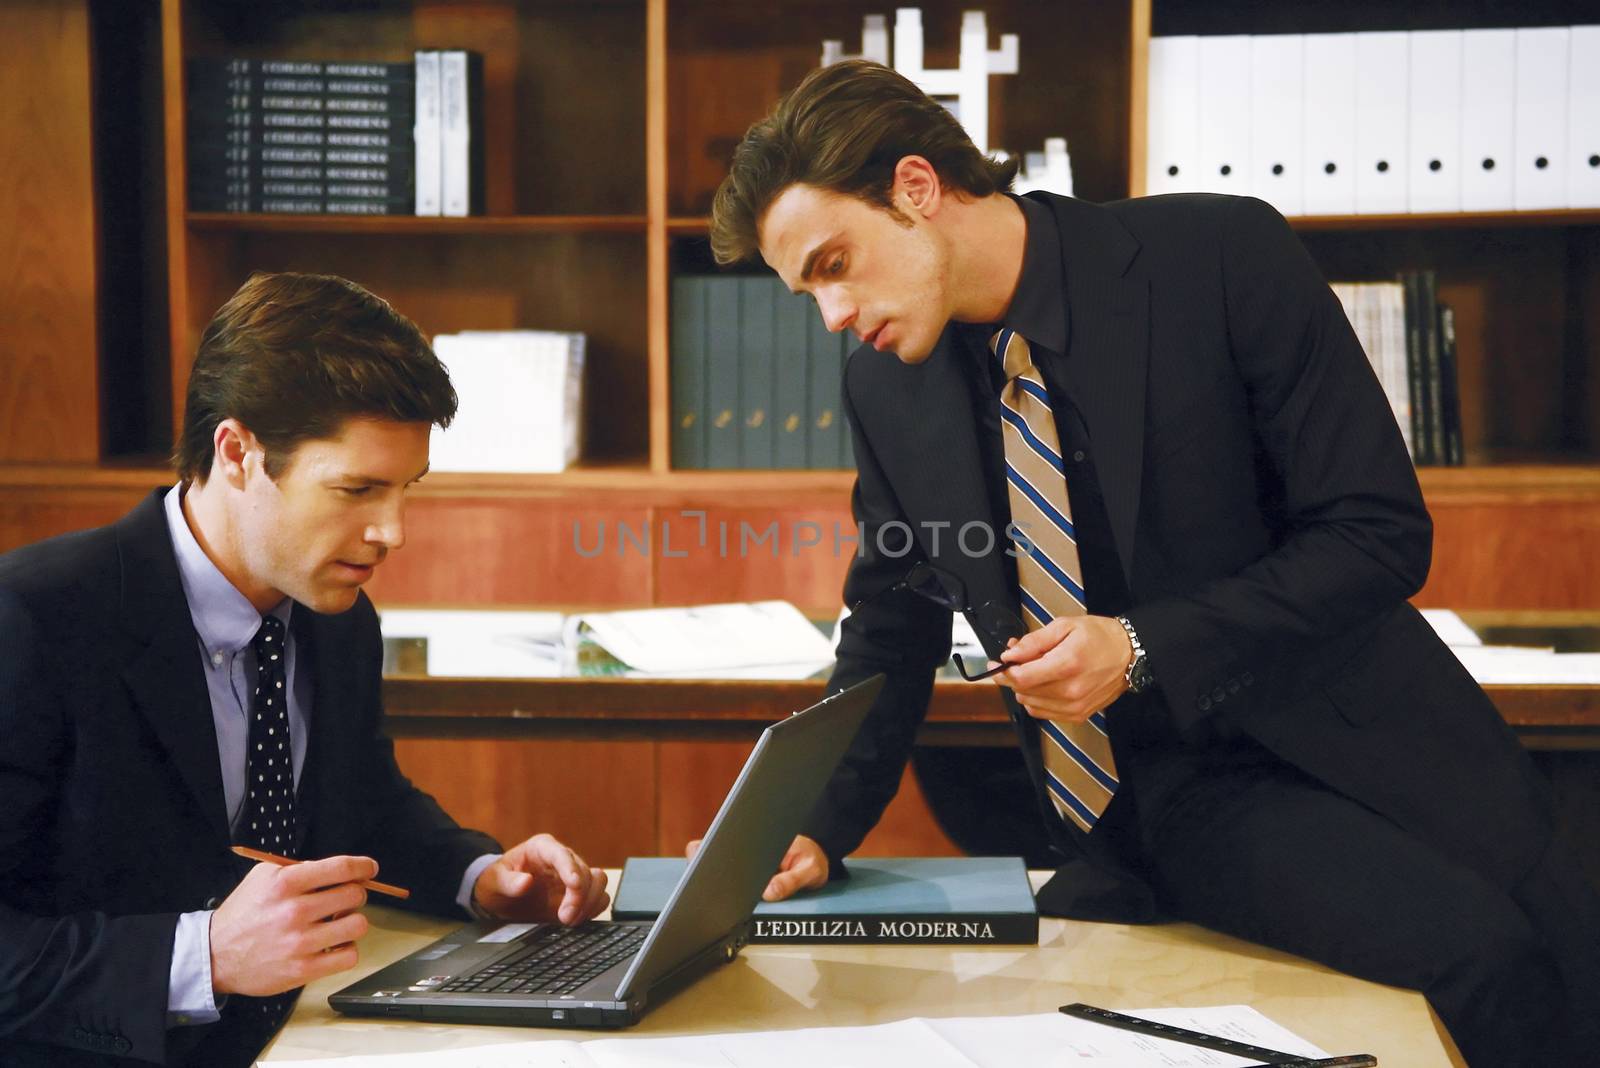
[1127,656,1152,693]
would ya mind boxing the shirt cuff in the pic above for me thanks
[456,854,502,920]
[167,910,221,1027]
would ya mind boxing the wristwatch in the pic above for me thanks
[1114,615,1154,694]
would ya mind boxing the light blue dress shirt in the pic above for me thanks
[161,485,498,1026]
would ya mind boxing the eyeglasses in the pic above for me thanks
[847,562,1028,681]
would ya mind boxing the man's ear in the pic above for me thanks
[892,155,943,219]
[212,419,259,489]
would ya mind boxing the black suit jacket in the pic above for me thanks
[0,490,500,1065]
[808,192,1553,913]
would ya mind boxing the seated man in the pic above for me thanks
[0,272,609,1067]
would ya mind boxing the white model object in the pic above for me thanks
[1009,137,1075,196]
[822,8,1018,154]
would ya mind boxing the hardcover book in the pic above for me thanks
[613,856,1038,945]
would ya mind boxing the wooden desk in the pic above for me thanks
[260,875,1462,1066]
[379,610,1600,749]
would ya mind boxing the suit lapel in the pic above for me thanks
[868,334,1014,624]
[115,491,231,845]
[1046,196,1149,588]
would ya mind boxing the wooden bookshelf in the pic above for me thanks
[186,213,650,235]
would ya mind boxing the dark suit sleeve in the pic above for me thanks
[0,590,176,1064]
[340,599,501,917]
[801,368,953,870]
[1129,196,1433,732]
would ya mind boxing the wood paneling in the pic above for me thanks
[1421,500,1600,609]
[391,737,657,867]
[651,503,855,615]
[365,496,655,607]
[0,0,100,462]
[656,739,959,859]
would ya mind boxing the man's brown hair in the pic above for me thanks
[709,59,1018,265]
[174,272,456,483]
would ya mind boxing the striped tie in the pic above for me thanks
[993,327,1120,832]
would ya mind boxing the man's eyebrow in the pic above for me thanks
[799,235,842,285]
[333,464,430,488]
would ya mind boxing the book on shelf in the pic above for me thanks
[1148,24,1600,213]
[184,51,483,217]
[671,274,853,471]
[613,856,1039,945]
[1330,272,1462,467]
[429,330,585,474]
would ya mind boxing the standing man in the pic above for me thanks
[0,273,609,1067]
[708,61,1600,1064]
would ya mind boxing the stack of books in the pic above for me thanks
[671,275,856,471]
[1331,270,1463,466]
[186,50,484,216]
[428,330,585,474]
[187,58,417,215]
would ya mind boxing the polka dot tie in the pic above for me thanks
[238,615,298,858]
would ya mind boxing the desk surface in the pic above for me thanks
[260,874,1461,1066]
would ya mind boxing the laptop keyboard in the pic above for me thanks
[438,924,647,997]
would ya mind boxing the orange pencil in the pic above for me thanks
[230,845,411,900]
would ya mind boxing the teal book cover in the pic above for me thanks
[613,856,1038,945]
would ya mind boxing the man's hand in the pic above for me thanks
[210,855,375,997]
[686,833,827,902]
[993,614,1133,723]
[473,833,609,925]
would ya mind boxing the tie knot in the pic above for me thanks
[252,615,285,655]
[989,327,1034,381]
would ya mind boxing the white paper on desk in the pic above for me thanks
[379,609,568,677]
[1451,647,1600,684]
[265,1040,591,1068]
[1420,608,1482,647]
[574,601,834,676]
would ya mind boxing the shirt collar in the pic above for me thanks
[999,193,1068,357]
[163,483,291,658]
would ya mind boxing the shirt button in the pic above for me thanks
[210,652,224,667]
[1073,450,1086,462]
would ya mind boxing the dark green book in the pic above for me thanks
[705,277,741,468]
[1437,303,1464,466]
[774,287,812,469]
[670,276,707,469]
[806,312,844,468]
[613,856,1038,945]
[738,276,777,468]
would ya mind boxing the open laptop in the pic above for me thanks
[330,674,884,1028]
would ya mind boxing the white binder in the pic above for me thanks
[1146,36,1200,196]
[1302,33,1357,216]
[1460,29,1516,212]
[1569,26,1600,208]
[412,50,442,216]
[1355,32,1409,214]
[1514,27,1570,210]
[1196,35,1252,196]
[1407,31,1462,214]
[1249,34,1305,216]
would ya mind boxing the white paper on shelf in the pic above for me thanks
[378,609,568,677]
[573,601,834,676]
[265,1006,1333,1068]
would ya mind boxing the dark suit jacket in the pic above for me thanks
[807,192,1553,914]
[0,490,500,1065]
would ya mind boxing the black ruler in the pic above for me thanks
[1059,1003,1378,1067]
